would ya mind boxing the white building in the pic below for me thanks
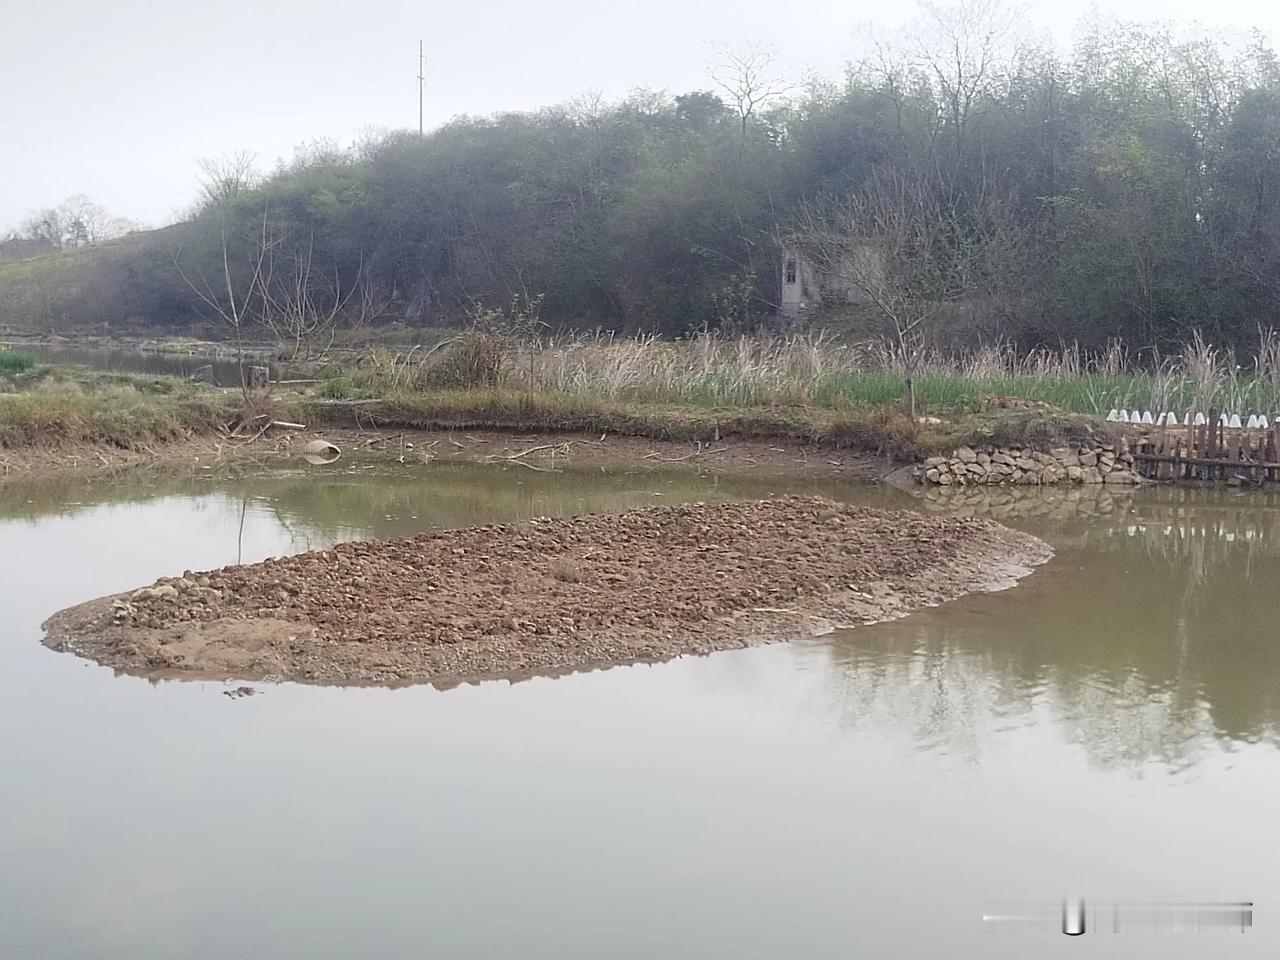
[779,241,883,320]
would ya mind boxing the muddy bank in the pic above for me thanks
[43,496,1051,687]
[0,426,890,483]
[320,427,890,479]
[0,436,258,478]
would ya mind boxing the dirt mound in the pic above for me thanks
[982,394,1062,412]
[43,496,1051,687]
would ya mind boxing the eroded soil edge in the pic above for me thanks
[42,496,1052,687]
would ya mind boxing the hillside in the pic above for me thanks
[6,15,1280,349]
[0,225,193,335]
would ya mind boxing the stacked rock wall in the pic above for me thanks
[914,438,1143,486]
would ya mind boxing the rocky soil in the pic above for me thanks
[43,496,1051,687]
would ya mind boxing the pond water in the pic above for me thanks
[5,342,274,384]
[2,460,1277,959]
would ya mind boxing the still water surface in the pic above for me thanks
[9,343,274,383]
[2,462,1277,958]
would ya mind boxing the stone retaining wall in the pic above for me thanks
[914,438,1144,486]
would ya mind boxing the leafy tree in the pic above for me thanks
[12,4,1280,353]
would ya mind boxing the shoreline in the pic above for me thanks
[0,424,897,484]
[42,496,1052,688]
[0,435,279,479]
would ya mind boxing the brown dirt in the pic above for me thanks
[43,496,1051,688]
[321,427,892,479]
[0,435,294,480]
[0,426,894,484]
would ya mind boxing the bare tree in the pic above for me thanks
[18,195,136,249]
[197,152,258,209]
[913,0,1021,161]
[174,208,275,397]
[795,171,976,418]
[59,195,134,245]
[707,43,791,156]
[19,209,65,249]
[253,229,373,361]
[177,185,385,384]
[568,89,609,128]
[854,0,1020,163]
[351,257,393,331]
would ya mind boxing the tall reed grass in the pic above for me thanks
[363,328,1280,417]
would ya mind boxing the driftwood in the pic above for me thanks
[500,443,558,460]
[481,441,575,472]
[232,419,307,444]
[642,443,728,463]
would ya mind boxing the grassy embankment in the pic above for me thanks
[5,331,1280,464]
[318,331,1280,412]
[308,331,1280,456]
[0,355,245,452]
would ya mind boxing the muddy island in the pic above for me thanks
[43,497,1051,687]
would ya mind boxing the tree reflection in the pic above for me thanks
[6,464,1279,771]
[821,486,1280,771]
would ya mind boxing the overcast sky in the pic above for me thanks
[2,0,1278,232]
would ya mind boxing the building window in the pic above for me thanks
[785,258,797,284]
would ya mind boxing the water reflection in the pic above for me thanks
[824,483,1280,769]
[4,464,1280,958]
[4,462,1279,768]
[912,480,1136,528]
[9,343,261,381]
[0,458,886,535]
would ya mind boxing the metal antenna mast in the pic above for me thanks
[417,41,425,136]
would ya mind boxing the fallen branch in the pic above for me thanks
[642,445,728,463]
[238,420,275,444]
[482,441,574,468]
[235,420,307,445]
[361,433,405,448]
[223,413,268,440]
[503,443,558,460]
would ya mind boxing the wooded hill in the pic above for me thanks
[6,11,1280,350]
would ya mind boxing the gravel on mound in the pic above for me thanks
[42,496,1052,687]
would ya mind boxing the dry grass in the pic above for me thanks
[0,388,232,449]
[0,370,245,452]
[15,328,1276,465]
[337,329,1280,417]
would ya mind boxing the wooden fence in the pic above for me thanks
[1131,407,1280,484]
